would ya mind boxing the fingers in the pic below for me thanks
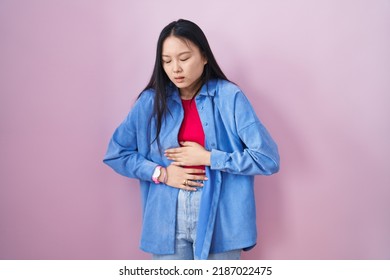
[165,164,207,191]
[165,141,197,152]
[164,149,182,162]
[180,181,199,191]
[180,178,205,191]
[181,185,198,191]
[165,147,181,154]
[179,171,207,191]
[187,179,204,187]
[164,142,199,157]
[179,141,198,147]
[186,168,206,174]
[189,174,208,181]
[182,169,207,183]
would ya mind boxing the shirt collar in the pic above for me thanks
[199,79,217,97]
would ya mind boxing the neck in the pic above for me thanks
[179,80,203,100]
[180,90,195,100]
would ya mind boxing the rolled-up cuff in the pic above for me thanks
[210,149,228,171]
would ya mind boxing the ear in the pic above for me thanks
[202,53,208,65]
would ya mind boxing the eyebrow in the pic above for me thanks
[162,51,192,57]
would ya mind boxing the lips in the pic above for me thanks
[174,76,185,83]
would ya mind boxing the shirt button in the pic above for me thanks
[204,122,208,126]
[211,143,216,147]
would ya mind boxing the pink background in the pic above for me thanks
[1,0,389,259]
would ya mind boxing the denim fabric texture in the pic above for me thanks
[153,187,241,260]
[103,79,280,259]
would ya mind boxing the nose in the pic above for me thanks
[172,61,182,73]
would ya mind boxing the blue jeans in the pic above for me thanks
[153,187,241,260]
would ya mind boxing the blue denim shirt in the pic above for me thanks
[103,79,280,259]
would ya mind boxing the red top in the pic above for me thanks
[178,99,205,170]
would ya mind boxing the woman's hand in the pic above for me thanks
[165,141,211,166]
[165,164,208,191]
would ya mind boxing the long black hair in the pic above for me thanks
[141,19,229,145]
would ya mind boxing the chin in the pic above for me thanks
[174,83,188,89]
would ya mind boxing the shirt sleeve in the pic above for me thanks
[103,94,158,181]
[210,91,280,175]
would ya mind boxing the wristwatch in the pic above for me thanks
[152,165,162,184]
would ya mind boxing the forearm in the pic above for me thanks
[103,151,158,181]
[210,148,279,175]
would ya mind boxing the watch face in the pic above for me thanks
[153,167,161,178]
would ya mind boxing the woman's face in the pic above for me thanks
[162,35,207,97]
